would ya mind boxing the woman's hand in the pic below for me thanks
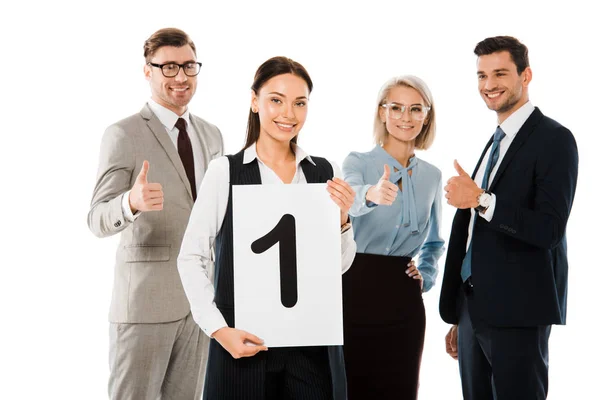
[366,164,398,206]
[212,327,268,359]
[327,177,355,226]
[405,259,423,291]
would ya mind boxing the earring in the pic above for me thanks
[252,108,257,113]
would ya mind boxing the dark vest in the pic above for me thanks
[212,149,347,400]
[214,150,335,321]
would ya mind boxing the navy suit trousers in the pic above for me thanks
[457,290,551,400]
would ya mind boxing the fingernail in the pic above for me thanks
[405,269,409,274]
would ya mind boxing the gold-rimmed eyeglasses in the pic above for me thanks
[381,103,431,121]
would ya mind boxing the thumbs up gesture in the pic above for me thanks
[128,160,164,213]
[444,160,482,209]
[365,164,399,206]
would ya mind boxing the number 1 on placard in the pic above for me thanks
[251,214,298,308]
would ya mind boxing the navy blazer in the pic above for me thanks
[439,108,578,327]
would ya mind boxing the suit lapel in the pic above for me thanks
[488,107,543,191]
[189,115,210,170]
[472,137,493,180]
[140,104,193,200]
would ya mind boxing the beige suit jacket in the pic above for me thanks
[88,103,223,323]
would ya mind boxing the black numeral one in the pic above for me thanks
[251,214,298,308]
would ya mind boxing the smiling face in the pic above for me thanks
[251,73,309,145]
[379,85,429,145]
[477,50,531,122]
[144,44,197,116]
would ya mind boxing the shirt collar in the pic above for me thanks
[147,98,191,131]
[372,145,417,168]
[243,142,316,166]
[499,101,535,139]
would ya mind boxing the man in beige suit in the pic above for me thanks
[88,28,223,399]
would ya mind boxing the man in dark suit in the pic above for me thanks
[440,36,578,400]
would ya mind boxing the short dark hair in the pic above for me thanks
[474,36,529,75]
[244,56,314,150]
[143,28,196,63]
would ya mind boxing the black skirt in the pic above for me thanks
[343,253,426,400]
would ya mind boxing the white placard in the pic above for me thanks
[233,183,343,347]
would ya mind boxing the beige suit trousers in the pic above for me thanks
[108,312,209,399]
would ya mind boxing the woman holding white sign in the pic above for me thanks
[342,76,446,399]
[178,56,357,400]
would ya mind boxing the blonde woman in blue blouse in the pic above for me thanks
[342,75,445,400]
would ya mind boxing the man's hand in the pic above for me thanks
[213,327,268,359]
[445,325,458,360]
[444,160,482,209]
[366,164,399,206]
[129,160,164,213]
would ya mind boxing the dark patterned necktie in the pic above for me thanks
[175,118,196,201]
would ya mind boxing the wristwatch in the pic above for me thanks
[341,215,352,234]
[475,190,492,213]
[341,221,352,234]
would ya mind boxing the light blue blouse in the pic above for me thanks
[342,145,446,292]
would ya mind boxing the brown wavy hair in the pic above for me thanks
[143,28,196,63]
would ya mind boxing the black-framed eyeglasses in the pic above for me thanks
[147,62,202,77]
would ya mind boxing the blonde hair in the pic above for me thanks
[373,75,436,150]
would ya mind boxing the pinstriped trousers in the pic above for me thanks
[203,339,333,400]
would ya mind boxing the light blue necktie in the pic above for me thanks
[460,127,506,282]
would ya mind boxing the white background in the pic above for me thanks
[1,0,597,398]
[233,184,343,347]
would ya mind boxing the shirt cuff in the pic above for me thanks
[479,193,496,222]
[422,274,433,293]
[361,184,378,208]
[350,184,379,217]
[121,190,141,222]
[341,225,353,240]
[202,310,229,338]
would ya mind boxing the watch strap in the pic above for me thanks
[475,190,491,213]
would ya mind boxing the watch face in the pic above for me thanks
[480,193,492,207]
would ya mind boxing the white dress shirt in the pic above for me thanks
[465,101,535,252]
[121,99,205,221]
[178,143,357,337]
